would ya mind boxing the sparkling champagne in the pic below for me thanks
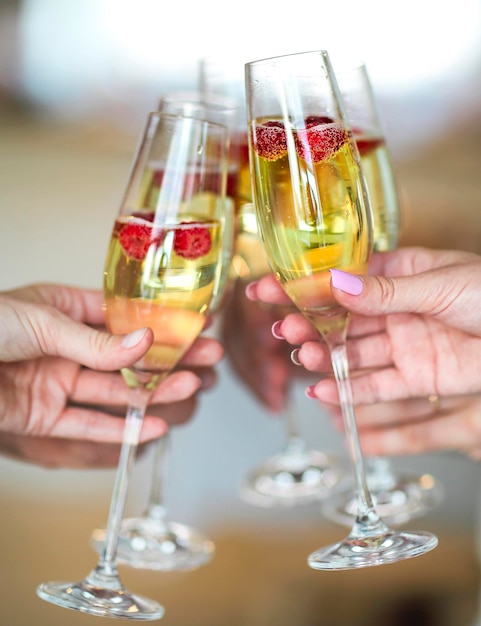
[104,207,222,387]
[249,116,371,332]
[233,129,393,283]
[355,132,400,251]
[229,131,272,280]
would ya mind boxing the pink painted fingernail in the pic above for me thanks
[271,320,284,339]
[305,385,317,399]
[245,282,258,300]
[330,269,363,295]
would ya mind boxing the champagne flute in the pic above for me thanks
[321,60,444,526]
[158,90,239,316]
[201,56,348,507]
[36,112,232,617]
[90,92,237,572]
[91,430,215,572]
[245,49,438,569]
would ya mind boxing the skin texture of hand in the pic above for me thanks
[0,397,199,469]
[0,433,131,469]
[246,246,481,458]
[0,284,223,443]
[324,393,481,460]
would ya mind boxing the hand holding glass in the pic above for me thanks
[321,60,443,526]
[36,112,232,618]
[90,92,237,572]
[245,50,438,569]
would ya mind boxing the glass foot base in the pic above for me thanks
[308,529,438,570]
[91,519,215,571]
[239,449,348,508]
[37,579,165,620]
[322,472,444,526]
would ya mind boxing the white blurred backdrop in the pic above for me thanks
[0,2,481,624]
[1,0,481,528]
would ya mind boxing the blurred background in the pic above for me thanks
[1,0,481,624]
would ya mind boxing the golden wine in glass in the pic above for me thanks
[200,55,348,507]
[245,49,438,569]
[36,112,232,618]
[90,93,237,572]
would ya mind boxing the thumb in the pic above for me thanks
[0,297,153,370]
[328,268,429,317]
[328,267,463,319]
[329,264,481,336]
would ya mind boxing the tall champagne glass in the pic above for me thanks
[36,112,232,618]
[158,90,239,316]
[245,50,438,569]
[201,56,348,507]
[90,92,236,572]
[321,60,443,526]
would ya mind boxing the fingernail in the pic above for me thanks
[330,269,363,295]
[245,282,258,301]
[198,369,216,390]
[271,320,284,339]
[291,348,302,366]
[305,385,317,399]
[122,328,148,348]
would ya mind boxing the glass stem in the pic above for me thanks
[145,432,170,526]
[282,391,306,456]
[323,326,389,535]
[87,385,151,588]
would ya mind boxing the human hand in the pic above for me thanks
[248,247,481,401]
[0,284,223,442]
[323,391,481,460]
[0,396,200,469]
[246,248,481,459]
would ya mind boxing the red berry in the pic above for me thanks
[118,221,159,261]
[353,133,384,156]
[153,170,164,186]
[236,135,250,167]
[304,115,334,128]
[173,223,212,259]
[252,121,287,161]
[132,210,155,222]
[295,121,347,163]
